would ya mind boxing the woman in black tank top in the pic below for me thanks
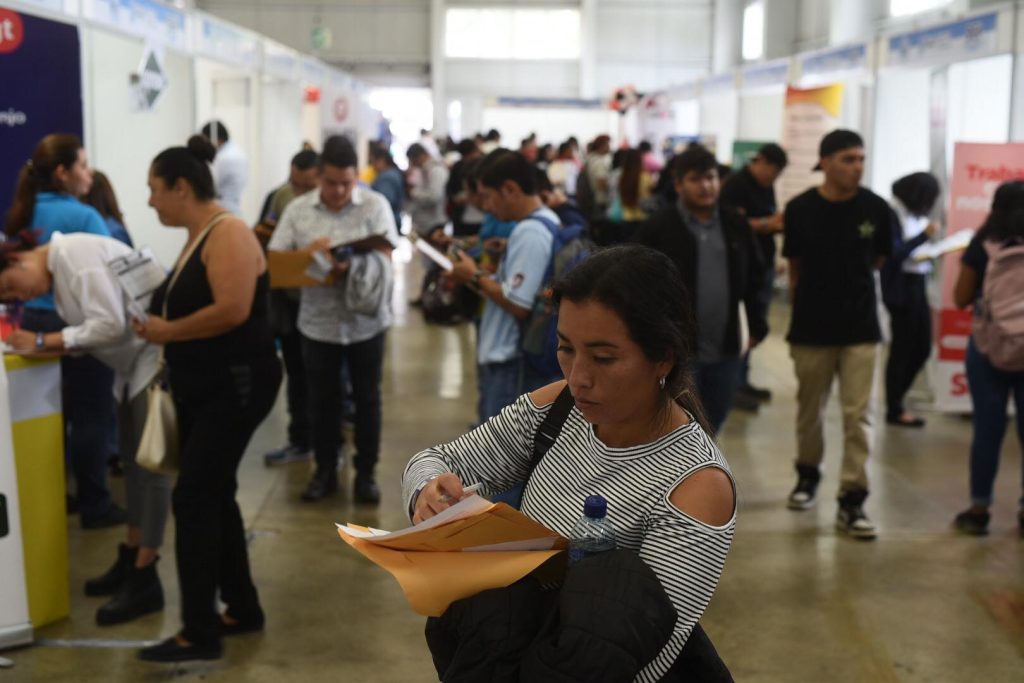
[135,138,282,662]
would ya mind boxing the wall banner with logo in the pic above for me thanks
[776,84,844,207]
[0,9,83,218]
[933,142,1024,412]
[731,140,772,170]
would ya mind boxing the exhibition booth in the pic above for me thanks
[0,355,66,649]
[2,0,378,268]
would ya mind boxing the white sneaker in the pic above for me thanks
[787,475,819,510]
[836,505,877,540]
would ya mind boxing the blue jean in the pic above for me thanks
[695,357,743,436]
[21,308,116,524]
[965,338,1024,508]
[477,359,522,424]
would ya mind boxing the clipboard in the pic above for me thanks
[268,234,397,289]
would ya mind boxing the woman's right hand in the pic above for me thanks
[413,473,467,524]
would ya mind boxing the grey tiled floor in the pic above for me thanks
[5,251,1023,681]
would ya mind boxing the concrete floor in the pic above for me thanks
[4,247,1023,682]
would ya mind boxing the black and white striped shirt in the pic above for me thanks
[402,392,736,682]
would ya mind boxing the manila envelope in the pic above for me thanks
[338,535,564,617]
[336,501,569,616]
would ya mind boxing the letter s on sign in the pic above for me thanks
[952,373,969,397]
[0,10,25,55]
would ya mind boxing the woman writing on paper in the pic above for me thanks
[0,231,169,627]
[133,136,281,663]
[5,134,122,529]
[403,245,736,682]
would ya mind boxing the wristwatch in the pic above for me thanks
[35,331,45,351]
[471,269,485,288]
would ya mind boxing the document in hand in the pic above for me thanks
[911,229,975,262]
[267,251,328,288]
[336,495,568,616]
[269,234,397,289]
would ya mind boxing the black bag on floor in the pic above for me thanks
[421,268,478,325]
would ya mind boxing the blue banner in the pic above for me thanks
[0,10,83,222]
[888,12,998,67]
[801,44,867,76]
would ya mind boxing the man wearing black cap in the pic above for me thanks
[720,143,789,411]
[782,129,894,540]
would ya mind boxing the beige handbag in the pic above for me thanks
[136,213,229,475]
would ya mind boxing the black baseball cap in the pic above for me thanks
[812,129,864,171]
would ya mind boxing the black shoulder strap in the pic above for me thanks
[526,385,574,481]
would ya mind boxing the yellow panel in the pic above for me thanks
[3,354,57,373]
[12,413,69,627]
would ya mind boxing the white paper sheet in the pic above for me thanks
[336,494,494,542]
[413,238,454,272]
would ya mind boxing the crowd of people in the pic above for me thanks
[1,119,1022,673]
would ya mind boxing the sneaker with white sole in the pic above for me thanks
[787,465,821,510]
[836,490,876,540]
[263,444,313,466]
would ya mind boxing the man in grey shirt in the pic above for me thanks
[406,143,449,239]
[632,145,767,434]
[268,135,400,504]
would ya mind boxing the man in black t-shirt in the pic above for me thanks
[720,143,788,410]
[782,129,893,540]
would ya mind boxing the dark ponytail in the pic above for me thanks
[0,230,40,274]
[552,244,713,436]
[977,180,1024,243]
[5,134,84,237]
[150,135,217,201]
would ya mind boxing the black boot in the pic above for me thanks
[84,544,137,597]
[96,560,164,626]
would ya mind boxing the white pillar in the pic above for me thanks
[829,0,886,46]
[764,0,800,59]
[712,0,743,72]
[579,0,598,99]
[430,0,447,137]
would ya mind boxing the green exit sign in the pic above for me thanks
[311,25,332,51]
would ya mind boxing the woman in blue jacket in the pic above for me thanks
[4,133,122,529]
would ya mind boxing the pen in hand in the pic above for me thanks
[439,482,483,503]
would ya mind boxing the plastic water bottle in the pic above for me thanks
[568,495,617,564]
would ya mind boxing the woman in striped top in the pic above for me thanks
[403,245,736,681]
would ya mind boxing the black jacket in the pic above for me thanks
[633,203,769,357]
[425,550,732,683]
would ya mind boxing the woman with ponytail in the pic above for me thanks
[403,245,736,681]
[4,134,124,530]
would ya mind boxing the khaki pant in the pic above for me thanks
[790,343,878,493]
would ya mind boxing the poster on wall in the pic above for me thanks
[776,84,844,207]
[933,142,1024,412]
[131,43,169,112]
[0,9,83,217]
[731,140,772,170]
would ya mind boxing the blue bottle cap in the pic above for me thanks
[583,495,607,519]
